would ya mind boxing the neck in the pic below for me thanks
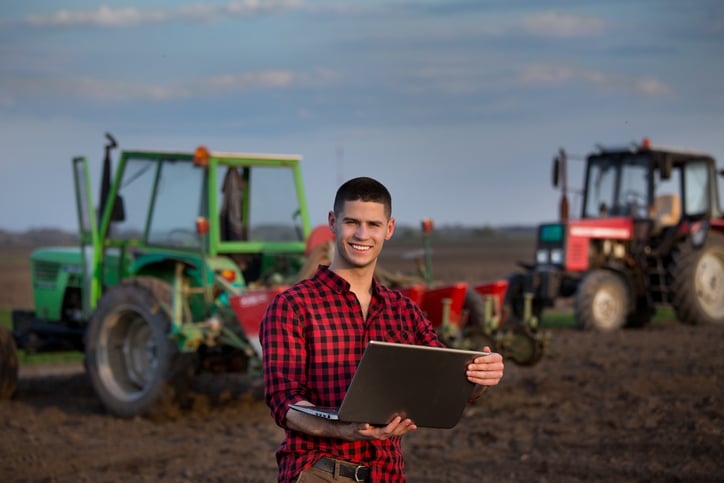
[329,261,376,296]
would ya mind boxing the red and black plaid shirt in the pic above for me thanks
[261,265,443,482]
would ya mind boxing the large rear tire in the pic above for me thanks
[671,233,724,325]
[574,269,628,331]
[0,326,18,400]
[85,277,196,418]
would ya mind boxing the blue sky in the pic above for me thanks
[1,0,723,232]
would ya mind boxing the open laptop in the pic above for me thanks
[289,340,489,429]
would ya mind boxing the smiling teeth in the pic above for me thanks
[352,244,370,251]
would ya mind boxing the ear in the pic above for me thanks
[328,210,336,233]
[385,217,396,240]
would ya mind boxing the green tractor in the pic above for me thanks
[3,134,317,417]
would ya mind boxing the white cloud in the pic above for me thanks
[519,63,672,97]
[4,68,340,102]
[24,1,304,28]
[26,6,168,28]
[521,11,604,38]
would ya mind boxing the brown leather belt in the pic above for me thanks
[313,457,369,482]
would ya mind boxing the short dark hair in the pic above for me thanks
[333,177,392,219]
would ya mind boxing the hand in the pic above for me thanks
[350,415,417,441]
[466,346,504,387]
[286,403,417,442]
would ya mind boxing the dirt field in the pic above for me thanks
[1,240,723,482]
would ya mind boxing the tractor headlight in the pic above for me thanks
[536,248,549,264]
[550,248,564,265]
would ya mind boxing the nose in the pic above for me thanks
[354,223,369,239]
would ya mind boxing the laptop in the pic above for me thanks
[289,340,489,429]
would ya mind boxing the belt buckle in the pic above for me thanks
[353,465,365,482]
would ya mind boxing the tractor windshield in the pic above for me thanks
[583,154,650,219]
[112,156,207,248]
[106,151,309,254]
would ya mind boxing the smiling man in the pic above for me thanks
[260,177,504,482]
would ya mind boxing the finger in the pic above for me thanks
[473,353,503,365]
[391,418,417,436]
[384,416,402,431]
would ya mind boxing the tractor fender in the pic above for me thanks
[131,253,203,278]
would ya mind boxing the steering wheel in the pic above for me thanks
[622,190,648,217]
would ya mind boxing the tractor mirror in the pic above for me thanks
[659,155,673,180]
[111,195,126,222]
[552,157,560,187]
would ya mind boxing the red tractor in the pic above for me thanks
[508,138,724,331]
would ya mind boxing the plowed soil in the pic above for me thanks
[1,240,722,482]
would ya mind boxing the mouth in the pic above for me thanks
[350,243,371,252]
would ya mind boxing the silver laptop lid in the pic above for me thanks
[336,341,487,428]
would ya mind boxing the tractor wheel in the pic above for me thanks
[0,325,18,400]
[85,277,197,419]
[574,269,628,331]
[670,233,724,325]
[498,325,543,366]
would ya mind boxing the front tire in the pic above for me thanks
[85,277,196,418]
[671,233,724,325]
[0,326,18,400]
[574,269,628,331]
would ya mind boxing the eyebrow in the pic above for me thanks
[342,216,385,226]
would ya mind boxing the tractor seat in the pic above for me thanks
[654,194,681,229]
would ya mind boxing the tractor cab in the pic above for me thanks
[71,140,312,320]
[99,147,308,276]
[579,140,722,233]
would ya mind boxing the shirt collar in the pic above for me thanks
[315,265,388,299]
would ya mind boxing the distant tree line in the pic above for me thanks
[0,229,79,246]
[0,224,535,246]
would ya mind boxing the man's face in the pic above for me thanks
[329,199,395,270]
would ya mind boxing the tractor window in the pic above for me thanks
[618,162,648,218]
[215,165,302,242]
[583,156,648,218]
[683,161,709,216]
[584,161,616,218]
[248,166,302,241]
[147,159,207,248]
[112,158,156,240]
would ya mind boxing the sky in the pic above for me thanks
[1,0,723,232]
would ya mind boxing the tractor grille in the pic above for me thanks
[34,261,60,282]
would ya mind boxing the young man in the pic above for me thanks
[261,177,504,482]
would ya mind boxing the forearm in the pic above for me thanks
[284,403,358,441]
[284,403,416,442]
